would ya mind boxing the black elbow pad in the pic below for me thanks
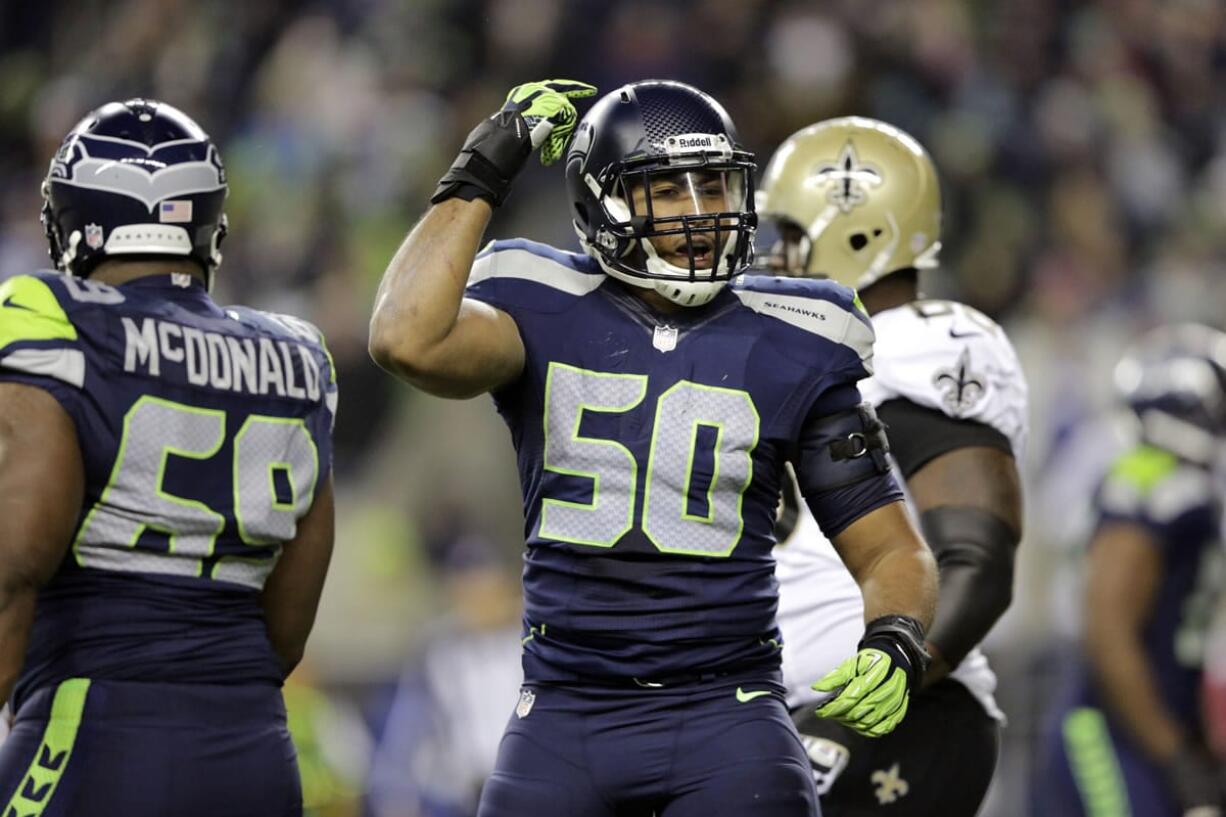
[920,506,1019,669]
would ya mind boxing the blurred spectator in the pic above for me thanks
[284,666,374,817]
[366,521,522,817]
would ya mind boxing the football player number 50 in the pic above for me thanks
[539,363,759,557]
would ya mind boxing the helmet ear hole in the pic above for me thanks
[849,233,869,251]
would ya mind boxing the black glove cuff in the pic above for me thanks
[859,614,931,693]
[431,111,532,207]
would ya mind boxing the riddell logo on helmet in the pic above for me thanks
[664,133,731,158]
[676,136,713,148]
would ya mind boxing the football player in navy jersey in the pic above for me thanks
[369,79,938,817]
[0,100,337,817]
[1036,325,1226,817]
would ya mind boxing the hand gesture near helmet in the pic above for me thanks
[432,79,597,207]
[372,80,595,399]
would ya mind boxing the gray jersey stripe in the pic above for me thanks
[1,348,86,388]
[731,288,875,366]
[469,248,604,297]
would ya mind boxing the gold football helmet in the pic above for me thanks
[757,116,941,290]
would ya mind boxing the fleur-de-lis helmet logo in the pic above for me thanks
[811,141,883,214]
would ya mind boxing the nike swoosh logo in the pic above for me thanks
[736,687,772,703]
[2,295,34,312]
[948,328,980,339]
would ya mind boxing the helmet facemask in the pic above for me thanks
[581,141,756,307]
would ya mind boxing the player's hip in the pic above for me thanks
[13,676,286,724]
[486,673,814,816]
[0,677,300,817]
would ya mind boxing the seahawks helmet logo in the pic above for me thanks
[811,142,882,214]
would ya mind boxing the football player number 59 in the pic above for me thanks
[73,395,318,588]
[539,363,759,557]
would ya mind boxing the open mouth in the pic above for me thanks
[667,235,717,269]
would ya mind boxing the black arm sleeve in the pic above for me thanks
[919,506,1019,670]
[876,399,1012,478]
[792,400,904,538]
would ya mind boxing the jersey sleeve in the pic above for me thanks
[861,301,1028,459]
[731,275,877,438]
[311,328,338,485]
[280,315,338,487]
[0,273,90,418]
[226,305,338,490]
[877,399,1013,478]
[464,238,605,320]
[1094,446,1217,548]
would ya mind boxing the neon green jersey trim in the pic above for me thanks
[0,275,77,351]
[3,678,90,817]
[852,290,869,318]
[1109,446,1177,494]
[1062,707,1133,817]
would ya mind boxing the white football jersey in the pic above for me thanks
[775,300,1028,720]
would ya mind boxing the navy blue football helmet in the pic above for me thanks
[565,80,756,307]
[41,99,228,286]
[1114,323,1226,463]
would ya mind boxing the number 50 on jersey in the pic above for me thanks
[539,363,760,558]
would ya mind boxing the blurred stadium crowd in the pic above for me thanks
[2,0,1225,815]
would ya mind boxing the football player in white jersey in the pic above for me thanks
[758,117,1029,816]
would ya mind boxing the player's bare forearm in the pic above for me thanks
[833,501,938,629]
[1085,522,1186,762]
[906,446,1023,684]
[368,198,524,397]
[261,477,335,678]
[0,384,84,701]
[1090,623,1186,763]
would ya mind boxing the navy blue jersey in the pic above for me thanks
[0,271,336,708]
[1076,446,1223,727]
[465,239,898,682]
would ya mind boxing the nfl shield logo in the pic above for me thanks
[84,223,104,250]
[515,688,536,719]
[653,324,678,353]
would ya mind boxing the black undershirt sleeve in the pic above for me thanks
[876,399,1020,671]
[876,399,1012,478]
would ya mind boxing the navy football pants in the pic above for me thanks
[477,674,820,817]
[1034,705,1183,817]
[0,678,301,817]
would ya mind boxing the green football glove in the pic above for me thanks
[431,78,596,207]
[503,79,597,166]
[812,615,929,738]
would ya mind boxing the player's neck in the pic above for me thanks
[90,259,208,288]
[859,272,917,316]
